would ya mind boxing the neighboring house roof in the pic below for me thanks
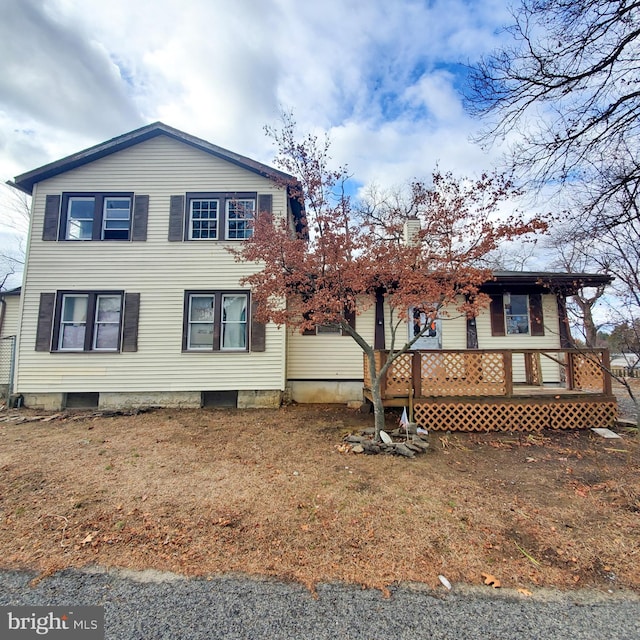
[0,287,21,297]
[610,354,640,369]
[483,271,612,294]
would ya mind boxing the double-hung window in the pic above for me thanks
[102,197,132,240]
[189,198,219,239]
[221,294,248,349]
[184,291,249,351]
[183,193,256,241]
[61,193,133,241]
[56,292,123,351]
[490,293,545,337]
[504,294,530,335]
[226,198,255,239]
[66,197,95,240]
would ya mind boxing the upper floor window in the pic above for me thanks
[226,198,255,239]
[181,192,257,242]
[189,198,219,240]
[61,193,133,241]
[102,197,132,240]
[66,197,95,240]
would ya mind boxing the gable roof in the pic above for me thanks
[11,122,299,195]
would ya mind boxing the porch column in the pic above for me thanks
[374,288,385,350]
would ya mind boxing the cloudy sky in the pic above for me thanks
[0,0,517,278]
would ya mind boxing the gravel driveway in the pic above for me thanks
[1,568,639,640]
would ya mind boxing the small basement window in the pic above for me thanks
[64,392,99,409]
[201,390,238,408]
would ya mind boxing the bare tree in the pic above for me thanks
[544,224,610,347]
[466,0,640,429]
[0,183,30,290]
[466,0,640,222]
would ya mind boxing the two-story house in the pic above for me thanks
[10,122,304,410]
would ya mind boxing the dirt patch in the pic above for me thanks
[0,402,638,594]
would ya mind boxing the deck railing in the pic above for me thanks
[364,348,613,399]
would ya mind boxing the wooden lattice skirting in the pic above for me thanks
[413,397,617,432]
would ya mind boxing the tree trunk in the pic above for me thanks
[366,352,387,440]
[573,295,599,347]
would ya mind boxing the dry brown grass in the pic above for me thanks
[0,402,638,594]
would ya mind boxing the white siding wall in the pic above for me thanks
[16,136,288,393]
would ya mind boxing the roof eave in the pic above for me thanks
[484,271,613,294]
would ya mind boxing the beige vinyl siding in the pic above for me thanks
[287,305,376,380]
[1,295,20,338]
[0,295,20,394]
[287,297,469,383]
[477,294,562,382]
[16,136,288,393]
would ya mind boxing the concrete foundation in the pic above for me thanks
[287,380,363,404]
[20,390,283,411]
[22,393,66,411]
[99,391,201,410]
[237,389,282,409]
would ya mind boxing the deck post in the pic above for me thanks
[601,349,612,395]
[566,351,576,390]
[411,351,422,399]
[503,351,513,397]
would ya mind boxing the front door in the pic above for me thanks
[409,307,441,350]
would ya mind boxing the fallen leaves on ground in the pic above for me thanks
[1,400,639,594]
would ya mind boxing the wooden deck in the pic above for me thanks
[364,349,617,432]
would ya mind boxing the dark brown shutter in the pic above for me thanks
[168,195,185,241]
[35,292,55,351]
[489,295,506,336]
[250,300,266,352]
[257,194,273,219]
[42,195,60,241]
[131,195,149,241]
[121,293,140,352]
[529,293,545,336]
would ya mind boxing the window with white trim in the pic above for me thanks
[226,198,255,239]
[102,197,131,240]
[189,199,219,239]
[221,294,247,349]
[184,291,249,351]
[66,197,95,240]
[61,193,133,241]
[504,294,530,334]
[56,292,123,351]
